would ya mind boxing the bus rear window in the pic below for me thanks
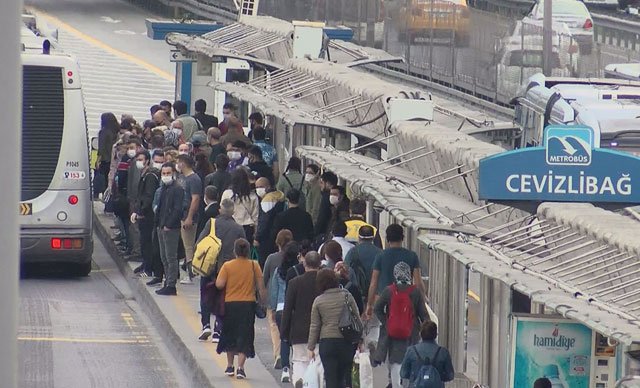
[22,65,64,201]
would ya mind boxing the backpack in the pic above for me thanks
[347,247,369,305]
[282,173,306,210]
[192,219,222,277]
[410,346,443,388]
[386,284,416,340]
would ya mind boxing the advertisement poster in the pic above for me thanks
[511,316,593,388]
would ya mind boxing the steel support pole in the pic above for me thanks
[0,0,21,387]
[543,0,553,76]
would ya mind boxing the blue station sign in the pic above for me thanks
[479,125,640,204]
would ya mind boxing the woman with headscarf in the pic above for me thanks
[373,261,429,388]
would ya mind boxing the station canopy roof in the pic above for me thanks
[299,145,640,344]
[165,18,403,69]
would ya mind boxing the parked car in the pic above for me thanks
[524,0,594,54]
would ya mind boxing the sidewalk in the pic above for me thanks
[93,202,282,388]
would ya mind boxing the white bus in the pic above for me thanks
[21,25,93,275]
[513,73,640,154]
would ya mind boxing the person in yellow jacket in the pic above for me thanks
[345,198,383,248]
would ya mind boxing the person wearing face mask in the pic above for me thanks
[315,170,338,238]
[131,150,160,278]
[178,142,192,157]
[125,138,144,262]
[173,100,199,142]
[155,163,185,296]
[329,185,350,234]
[146,150,166,287]
[170,120,185,145]
[221,169,259,245]
[248,146,275,186]
[226,141,248,172]
[254,177,286,267]
[303,164,323,228]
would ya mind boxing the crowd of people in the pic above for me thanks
[95,100,454,388]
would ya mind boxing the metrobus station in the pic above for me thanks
[145,4,640,386]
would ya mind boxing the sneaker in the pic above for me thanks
[211,331,221,343]
[155,286,177,296]
[236,368,246,380]
[146,277,163,286]
[280,367,290,383]
[179,277,193,285]
[224,366,235,376]
[274,357,282,370]
[133,264,144,274]
[138,271,151,278]
[199,326,212,341]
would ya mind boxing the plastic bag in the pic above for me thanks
[358,351,373,388]
[303,358,322,388]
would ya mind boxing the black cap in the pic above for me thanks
[358,225,375,239]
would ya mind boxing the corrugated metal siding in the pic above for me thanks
[22,65,64,201]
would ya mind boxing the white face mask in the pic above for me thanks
[329,195,339,206]
[305,173,315,182]
[152,162,163,170]
[223,113,231,120]
[256,187,267,198]
[178,151,188,156]
[161,175,174,185]
[228,151,241,161]
[127,149,136,158]
[261,201,276,213]
[135,160,145,170]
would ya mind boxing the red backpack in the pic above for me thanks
[386,284,416,340]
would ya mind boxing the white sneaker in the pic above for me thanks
[280,367,290,383]
[179,277,193,285]
[211,331,221,343]
[198,326,212,341]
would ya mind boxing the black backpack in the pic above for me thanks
[347,247,369,305]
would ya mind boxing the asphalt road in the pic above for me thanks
[19,236,189,388]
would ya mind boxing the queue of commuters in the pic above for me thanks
[96,101,454,387]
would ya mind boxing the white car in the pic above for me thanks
[525,0,594,54]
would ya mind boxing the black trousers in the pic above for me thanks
[319,338,356,388]
[138,217,154,274]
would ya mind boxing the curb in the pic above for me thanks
[93,212,215,388]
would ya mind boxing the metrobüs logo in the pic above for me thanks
[533,325,576,351]
[545,126,593,166]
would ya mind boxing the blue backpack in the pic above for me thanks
[410,346,443,388]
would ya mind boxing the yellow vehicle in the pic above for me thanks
[395,0,471,46]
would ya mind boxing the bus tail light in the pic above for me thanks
[51,238,62,249]
[68,195,79,205]
[50,238,83,250]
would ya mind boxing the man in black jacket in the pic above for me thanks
[204,153,231,202]
[155,163,185,296]
[273,189,314,243]
[192,99,218,131]
[132,150,160,277]
[314,170,338,238]
[254,177,285,267]
[280,251,322,386]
